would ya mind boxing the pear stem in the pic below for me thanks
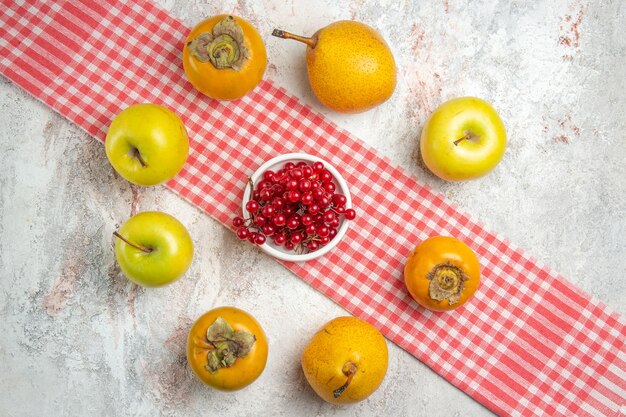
[113,231,152,253]
[272,29,317,48]
[333,362,357,398]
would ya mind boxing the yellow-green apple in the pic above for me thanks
[105,103,189,186]
[113,211,194,287]
[420,97,506,181]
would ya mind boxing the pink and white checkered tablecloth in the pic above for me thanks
[1,1,624,415]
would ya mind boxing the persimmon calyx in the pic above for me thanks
[205,316,256,373]
[427,261,469,305]
[188,16,249,70]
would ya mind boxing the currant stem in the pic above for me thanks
[272,29,317,49]
[113,231,153,253]
[247,176,255,199]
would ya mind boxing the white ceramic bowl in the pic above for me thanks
[241,153,352,262]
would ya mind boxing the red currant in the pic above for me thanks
[307,240,320,252]
[287,191,301,203]
[320,169,332,183]
[290,232,304,244]
[323,210,336,224]
[301,192,314,205]
[282,205,294,217]
[344,209,356,220]
[308,204,320,215]
[261,225,275,236]
[272,184,284,195]
[323,182,336,193]
[299,179,312,192]
[290,168,303,179]
[233,217,244,228]
[301,214,313,226]
[287,215,300,230]
[286,179,299,190]
[274,171,287,183]
[255,179,269,189]
[313,188,325,200]
[246,200,259,213]
[254,233,266,245]
[273,213,286,227]
[312,161,324,172]
[274,232,287,245]
[305,224,317,236]
[332,194,347,207]
[263,170,275,181]
[236,227,249,240]
[259,188,273,200]
[317,225,330,237]
[272,197,286,209]
[261,205,275,217]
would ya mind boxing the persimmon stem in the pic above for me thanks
[272,29,317,49]
[333,362,357,398]
[113,231,152,253]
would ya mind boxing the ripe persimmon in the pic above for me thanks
[183,15,267,100]
[187,306,268,390]
[404,236,480,311]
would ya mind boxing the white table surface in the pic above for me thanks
[1,0,624,416]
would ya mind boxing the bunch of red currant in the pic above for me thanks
[233,160,355,254]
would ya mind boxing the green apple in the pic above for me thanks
[113,211,194,287]
[105,103,189,186]
[420,97,506,181]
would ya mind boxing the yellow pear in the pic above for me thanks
[301,316,388,404]
[273,21,397,114]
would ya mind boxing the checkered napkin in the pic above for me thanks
[2,1,625,415]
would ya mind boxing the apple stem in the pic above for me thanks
[453,137,466,146]
[453,131,480,146]
[333,362,357,398]
[113,231,153,253]
[133,147,147,167]
[272,29,317,49]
